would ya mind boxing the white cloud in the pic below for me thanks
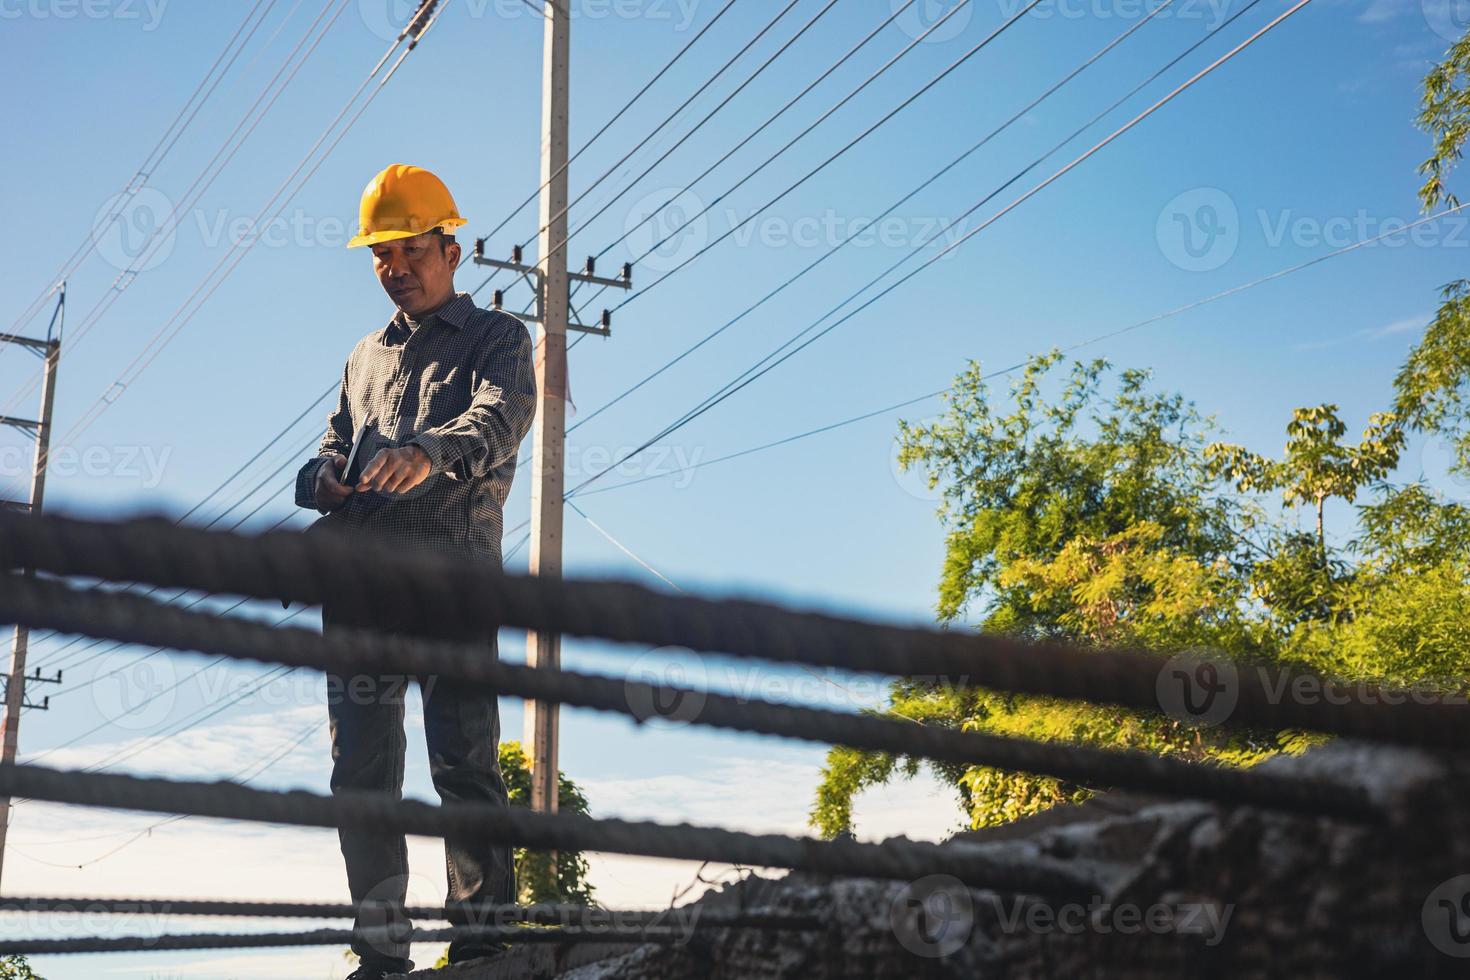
[14,704,965,978]
[1359,0,1404,23]
[1291,312,1427,351]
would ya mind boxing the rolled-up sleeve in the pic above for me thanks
[294,361,355,511]
[410,315,537,479]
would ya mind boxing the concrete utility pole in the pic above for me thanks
[524,0,571,821]
[0,283,65,891]
[471,0,631,827]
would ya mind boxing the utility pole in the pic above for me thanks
[0,283,65,891]
[524,0,572,822]
[490,0,632,824]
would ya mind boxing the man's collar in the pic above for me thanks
[386,292,474,335]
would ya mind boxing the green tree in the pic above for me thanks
[1205,405,1403,566]
[0,956,43,980]
[499,740,596,907]
[812,354,1281,836]
[428,744,596,969]
[814,33,1470,839]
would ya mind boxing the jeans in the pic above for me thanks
[324,604,516,965]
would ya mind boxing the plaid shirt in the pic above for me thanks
[294,292,537,561]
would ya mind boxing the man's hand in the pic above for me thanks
[358,445,432,495]
[314,454,353,511]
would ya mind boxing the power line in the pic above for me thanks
[520,0,807,253]
[605,0,1037,311]
[575,149,1466,504]
[464,0,741,259]
[0,0,454,505]
[0,0,354,426]
[547,0,846,259]
[567,500,923,721]
[2,0,281,342]
[33,509,304,680]
[566,0,1187,437]
[9,718,322,870]
[566,0,1312,499]
[27,405,329,670]
[586,0,934,268]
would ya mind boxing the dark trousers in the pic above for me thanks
[324,607,515,965]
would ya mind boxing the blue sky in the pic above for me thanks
[2,0,1467,975]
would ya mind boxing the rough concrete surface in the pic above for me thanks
[410,741,1470,978]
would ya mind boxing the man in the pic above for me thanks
[294,163,536,978]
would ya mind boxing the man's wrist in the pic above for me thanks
[407,434,451,476]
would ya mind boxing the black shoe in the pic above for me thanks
[447,941,510,965]
[346,958,413,979]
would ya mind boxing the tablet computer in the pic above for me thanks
[342,422,369,488]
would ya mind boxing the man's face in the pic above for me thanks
[370,232,460,316]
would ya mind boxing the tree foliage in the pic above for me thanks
[499,740,596,907]
[809,33,1470,838]
[0,957,43,980]
[811,351,1470,836]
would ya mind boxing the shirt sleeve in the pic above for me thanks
[294,361,355,512]
[409,314,537,480]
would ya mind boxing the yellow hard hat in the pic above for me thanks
[347,163,467,248]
